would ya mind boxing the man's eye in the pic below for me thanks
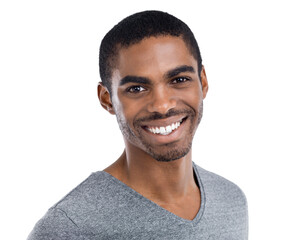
[171,77,190,84]
[126,86,146,93]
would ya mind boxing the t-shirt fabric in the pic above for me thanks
[27,162,248,239]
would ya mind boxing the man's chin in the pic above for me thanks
[149,146,191,162]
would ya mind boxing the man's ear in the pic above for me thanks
[97,82,115,115]
[200,65,209,99]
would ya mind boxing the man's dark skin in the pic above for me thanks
[97,36,208,220]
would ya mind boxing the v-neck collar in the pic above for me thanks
[100,162,206,226]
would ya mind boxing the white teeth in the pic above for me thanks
[147,120,183,135]
[160,127,166,134]
[166,126,172,132]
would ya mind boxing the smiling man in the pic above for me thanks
[28,11,248,240]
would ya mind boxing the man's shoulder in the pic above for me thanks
[53,171,113,209]
[28,171,119,239]
[27,207,91,240]
[194,163,247,207]
[194,162,248,237]
[52,171,123,221]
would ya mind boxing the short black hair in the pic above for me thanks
[99,10,202,94]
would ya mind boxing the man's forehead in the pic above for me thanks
[117,35,189,56]
[113,36,197,76]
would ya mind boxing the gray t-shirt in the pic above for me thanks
[27,163,248,239]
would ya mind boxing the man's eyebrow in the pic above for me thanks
[119,76,151,86]
[164,65,195,79]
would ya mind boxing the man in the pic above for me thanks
[28,10,248,239]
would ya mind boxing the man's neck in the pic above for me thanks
[103,148,197,204]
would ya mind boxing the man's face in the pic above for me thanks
[103,36,208,162]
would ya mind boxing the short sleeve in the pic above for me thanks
[27,208,91,240]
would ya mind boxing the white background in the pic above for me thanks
[0,0,306,239]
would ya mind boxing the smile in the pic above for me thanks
[145,118,185,136]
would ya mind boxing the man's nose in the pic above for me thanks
[147,87,176,114]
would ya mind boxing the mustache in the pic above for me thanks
[135,109,195,124]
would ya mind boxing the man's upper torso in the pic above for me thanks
[27,163,248,240]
